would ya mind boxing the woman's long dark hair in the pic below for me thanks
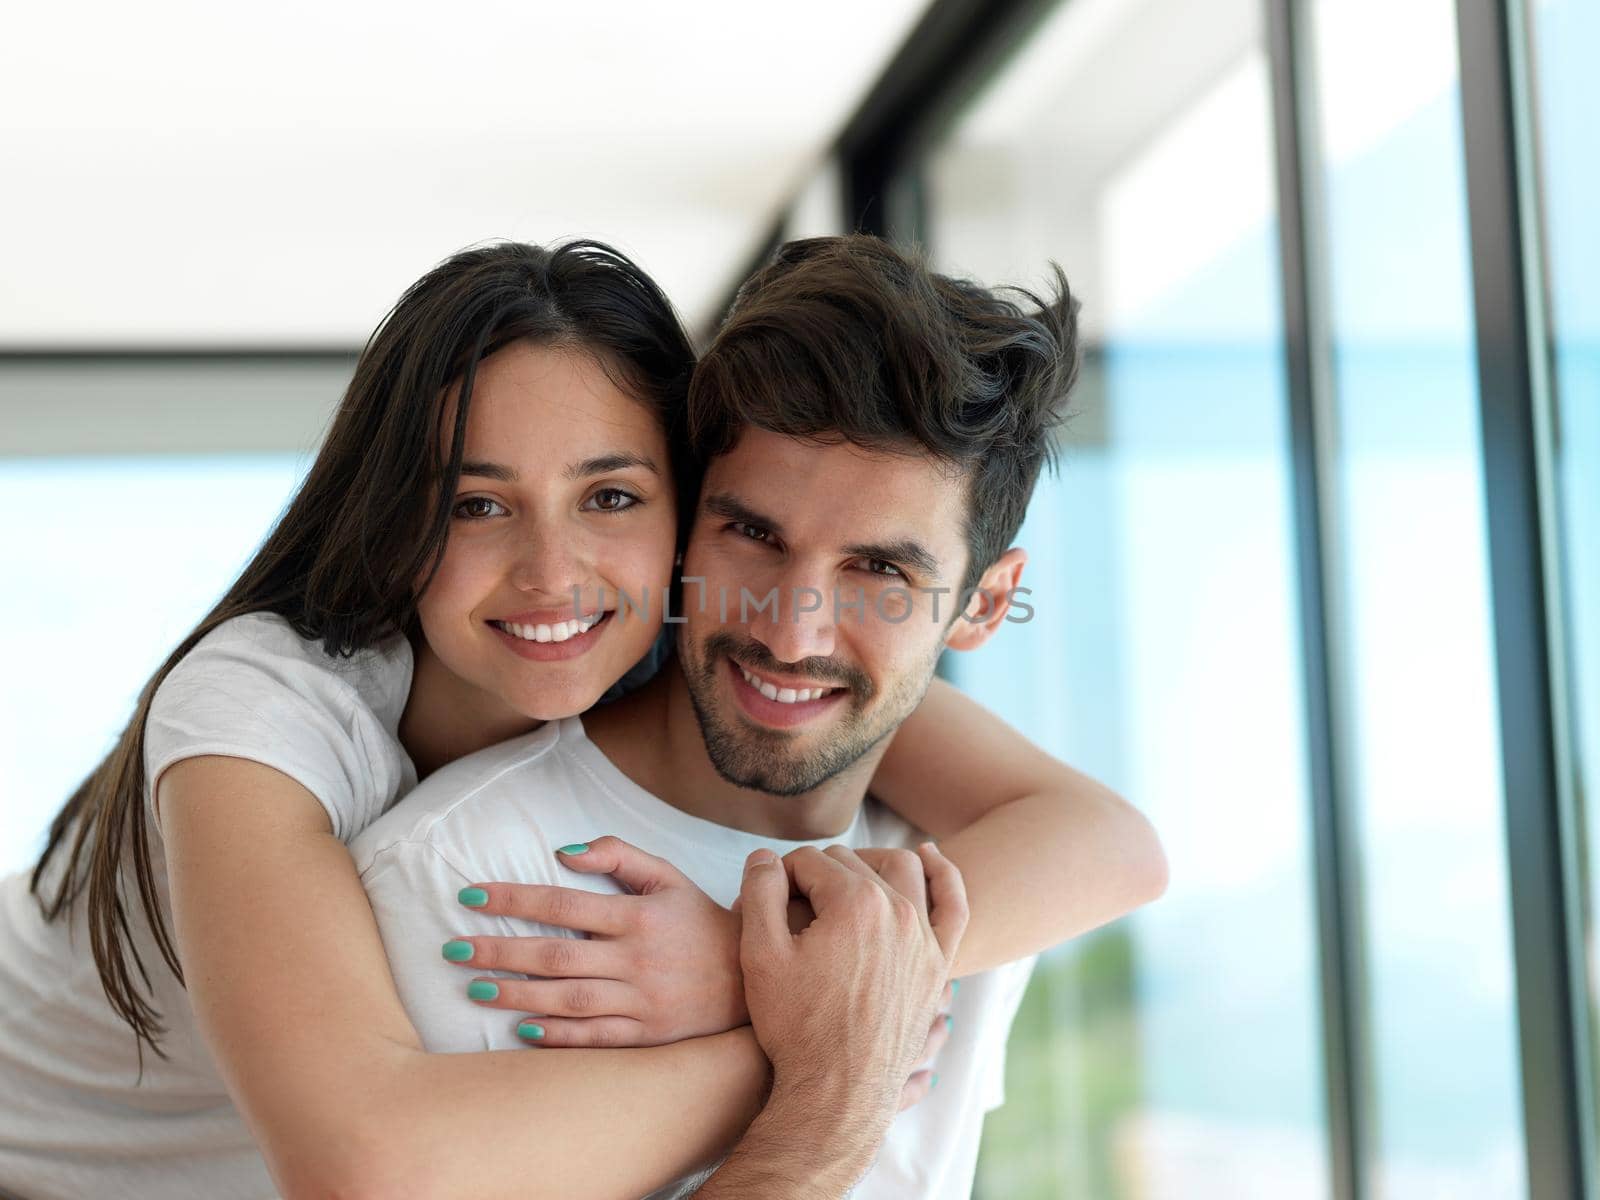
[29,240,696,1064]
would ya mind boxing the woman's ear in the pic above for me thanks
[944,547,1027,653]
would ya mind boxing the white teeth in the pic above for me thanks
[495,615,601,643]
[738,664,833,704]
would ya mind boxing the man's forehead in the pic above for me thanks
[700,429,970,561]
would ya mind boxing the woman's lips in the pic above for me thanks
[488,610,611,662]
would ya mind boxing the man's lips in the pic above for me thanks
[725,657,848,728]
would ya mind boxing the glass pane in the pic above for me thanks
[0,358,343,877]
[1527,0,1600,1154]
[0,455,312,878]
[0,456,306,878]
[1308,0,1525,1193]
[923,0,1327,1193]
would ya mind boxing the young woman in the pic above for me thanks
[0,240,1165,1200]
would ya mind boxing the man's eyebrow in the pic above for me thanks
[704,492,784,536]
[844,538,941,578]
[707,491,941,576]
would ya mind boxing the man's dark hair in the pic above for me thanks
[688,235,1079,593]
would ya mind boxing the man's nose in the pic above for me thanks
[747,565,837,665]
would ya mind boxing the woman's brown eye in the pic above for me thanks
[454,497,503,519]
[590,488,637,512]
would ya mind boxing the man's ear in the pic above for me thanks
[944,547,1027,653]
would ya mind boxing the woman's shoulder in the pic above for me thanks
[147,612,417,841]
[176,611,414,726]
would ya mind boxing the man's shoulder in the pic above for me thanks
[348,719,579,872]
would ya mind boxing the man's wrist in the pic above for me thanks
[697,1071,892,1198]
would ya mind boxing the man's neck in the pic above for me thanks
[585,660,881,841]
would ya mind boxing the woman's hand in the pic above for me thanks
[446,835,747,1047]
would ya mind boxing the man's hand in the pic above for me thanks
[696,841,967,1198]
[444,836,746,1046]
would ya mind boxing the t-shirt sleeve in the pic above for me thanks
[144,622,388,842]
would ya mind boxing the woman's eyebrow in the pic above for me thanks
[457,453,660,483]
[563,452,660,480]
[459,460,517,481]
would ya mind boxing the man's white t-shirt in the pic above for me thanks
[350,716,1036,1200]
[0,612,416,1200]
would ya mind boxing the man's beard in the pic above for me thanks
[680,629,935,797]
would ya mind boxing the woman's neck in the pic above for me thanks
[399,635,543,781]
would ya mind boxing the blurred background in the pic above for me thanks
[1,0,1595,1197]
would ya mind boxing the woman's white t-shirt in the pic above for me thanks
[0,612,416,1200]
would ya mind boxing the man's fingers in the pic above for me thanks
[870,847,930,922]
[738,849,790,963]
[509,1015,645,1049]
[820,844,880,882]
[455,881,629,936]
[555,835,685,896]
[918,842,969,958]
[781,845,858,910]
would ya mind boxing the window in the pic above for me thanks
[923,0,1326,1192]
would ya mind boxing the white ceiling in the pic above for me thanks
[0,0,929,346]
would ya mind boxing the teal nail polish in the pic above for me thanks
[556,843,590,856]
[441,940,474,962]
[950,979,960,997]
[517,1021,546,1041]
[945,1014,954,1032]
[457,887,489,908]
[467,980,499,1002]
[931,1073,940,1090]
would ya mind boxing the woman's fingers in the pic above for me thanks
[508,1015,646,1049]
[918,1007,952,1066]
[898,1009,954,1111]
[464,975,641,1020]
[454,881,629,935]
[898,1069,935,1111]
[555,835,689,895]
[439,933,618,978]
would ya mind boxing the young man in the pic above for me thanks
[351,235,1088,1197]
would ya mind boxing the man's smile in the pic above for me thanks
[725,657,849,728]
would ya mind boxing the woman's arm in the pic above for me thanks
[160,754,768,1200]
[870,677,1167,975]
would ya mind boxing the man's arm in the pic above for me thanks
[872,677,1167,974]
[697,843,968,1199]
